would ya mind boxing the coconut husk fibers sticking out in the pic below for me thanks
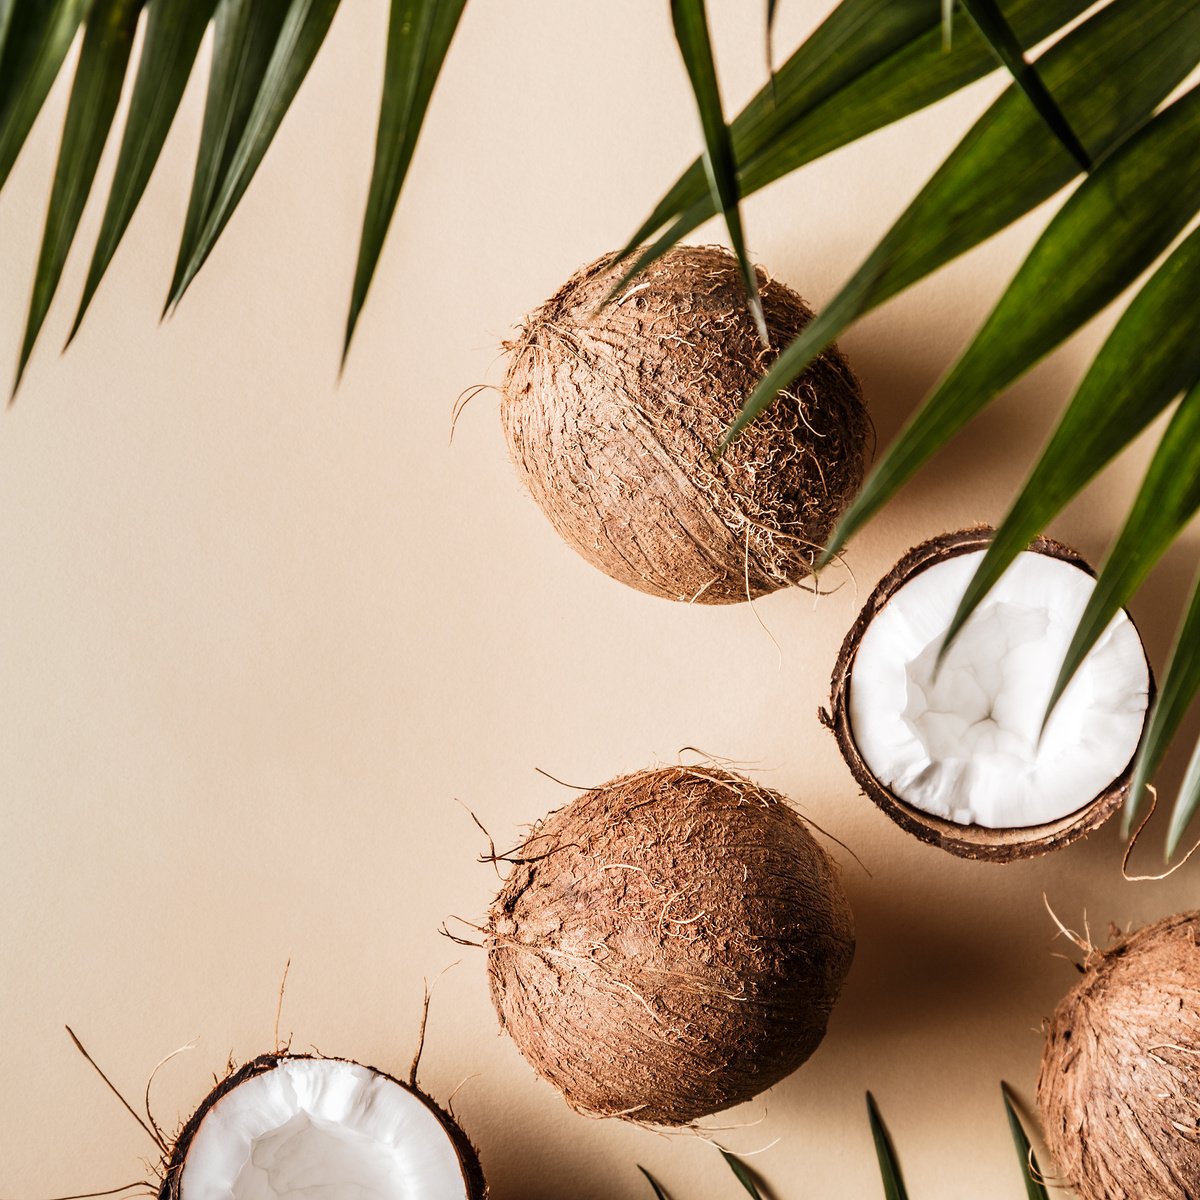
[827,527,1152,863]
[486,766,855,1125]
[160,1053,486,1199]
[501,244,869,603]
[1038,912,1200,1200]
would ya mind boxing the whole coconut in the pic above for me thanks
[486,766,855,1124]
[501,245,868,603]
[1038,911,1200,1199]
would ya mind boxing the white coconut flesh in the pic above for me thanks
[849,549,1150,829]
[179,1059,470,1200]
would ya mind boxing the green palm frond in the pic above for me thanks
[720,1149,764,1198]
[624,0,1200,855]
[70,0,218,343]
[16,0,140,393]
[958,0,1091,170]
[670,0,767,346]
[612,0,1096,300]
[1131,573,1200,851]
[1001,1083,1050,1199]
[344,0,466,360]
[867,1092,909,1200]
[3,0,464,388]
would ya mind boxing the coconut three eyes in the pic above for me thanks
[486,766,855,1124]
[501,244,868,603]
[160,1055,486,1200]
[829,528,1151,861]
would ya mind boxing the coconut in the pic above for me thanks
[160,1053,486,1199]
[485,765,855,1124]
[1037,911,1200,1199]
[827,528,1152,862]
[500,244,868,603]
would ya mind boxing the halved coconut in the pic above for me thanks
[160,1054,486,1200]
[827,528,1152,861]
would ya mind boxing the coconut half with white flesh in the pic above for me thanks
[828,528,1152,861]
[160,1055,486,1200]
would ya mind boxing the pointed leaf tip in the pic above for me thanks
[1001,1081,1050,1199]
[345,0,466,361]
[720,1148,765,1198]
[671,0,766,347]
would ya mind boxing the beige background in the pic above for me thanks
[1,4,1197,1197]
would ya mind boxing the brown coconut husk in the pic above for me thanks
[500,245,869,603]
[159,1053,488,1200]
[826,527,1152,863]
[1037,911,1200,1200]
[486,765,855,1125]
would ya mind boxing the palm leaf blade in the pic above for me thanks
[167,0,291,308]
[720,1149,763,1198]
[867,1092,909,1200]
[1128,572,1200,843]
[943,224,1200,681]
[620,0,1095,275]
[0,0,90,194]
[15,0,141,392]
[169,0,341,308]
[344,0,465,358]
[1043,381,1200,740]
[1001,1083,1050,1200]
[72,0,217,340]
[670,0,766,345]
[1168,737,1200,859]
[732,0,1199,464]
[960,0,1090,170]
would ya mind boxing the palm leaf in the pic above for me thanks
[14,0,141,393]
[867,1092,909,1200]
[1127,571,1200,845]
[1060,376,1200,845]
[670,0,767,346]
[834,80,1200,596]
[765,0,778,86]
[1041,382,1200,738]
[0,0,17,68]
[730,0,1199,460]
[616,0,1097,293]
[942,224,1200,670]
[638,1166,671,1200]
[169,0,342,310]
[167,0,290,308]
[1001,1083,1050,1200]
[1168,736,1200,860]
[70,0,218,341]
[720,1149,764,1198]
[960,0,1091,170]
[343,0,466,360]
[0,0,91,194]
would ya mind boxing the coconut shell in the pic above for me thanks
[501,244,868,603]
[159,1052,487,1199]
[827,526,1151,863]
[1037,912,1200,1199]
[486,766,855,1125]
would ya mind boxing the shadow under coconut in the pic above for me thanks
[829,866,1059,1048]
[840,334,1083,531]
